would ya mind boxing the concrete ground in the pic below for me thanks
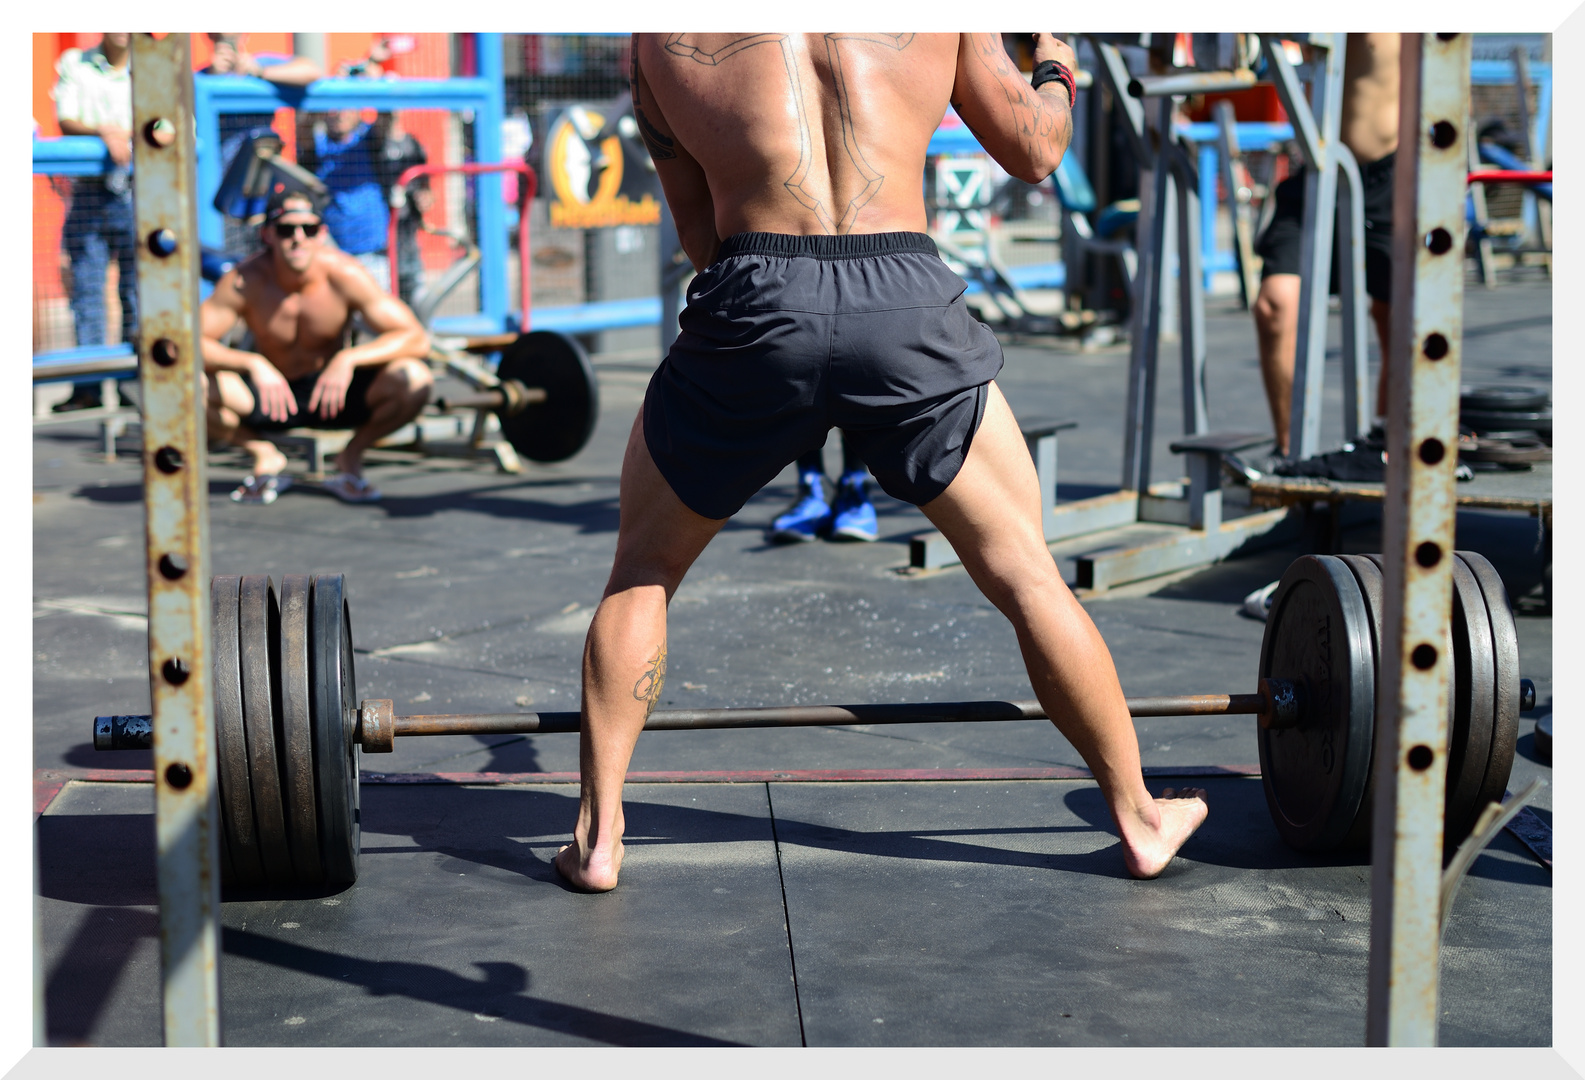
[34,270,1552,1046]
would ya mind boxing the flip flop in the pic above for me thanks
[229,474,292,506]
[321,472,382,503]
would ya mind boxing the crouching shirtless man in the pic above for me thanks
[556,33,1208,891]
[200,189,432,503]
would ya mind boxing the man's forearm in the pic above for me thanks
[333,329,430,369]
[202,339,267,375]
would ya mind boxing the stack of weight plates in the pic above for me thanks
[1459,385,1551,470]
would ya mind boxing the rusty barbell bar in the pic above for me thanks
[99,680,1305,755]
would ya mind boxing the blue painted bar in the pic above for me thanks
[472,34,508,331]
[31,136,114,175]
[33,344,138,382]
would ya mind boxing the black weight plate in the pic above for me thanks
[1258,555,1377,851]
[238,576,294,886]
[311,574,360,885]
[496,330,599,462]
[1445,559,1496,850]
[1334,555,1384,850]
[1456,551,1520,824]
[1459,385,1549,412]
[1459,409,1552,432]
[277,574,323,885]
[211,575,264,888]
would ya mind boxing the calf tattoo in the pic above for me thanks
[659,33,915,234]
[633,643,667,720]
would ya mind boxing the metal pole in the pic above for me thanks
[1171,140,1209,436]
[1366,32,1471,1047]
[1334,143,1371,441]
[1121,98,1170,493]
[131,33,222,1046]
[1272,35,1346,462]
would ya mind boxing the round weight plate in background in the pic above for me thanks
[238,576,294,885]
[496,330,600,462]
[311,574,360,885]
[1258,555,1377,851]
[1534,714,1552,762]
[1445,559,1496,850]
[1456,552,1520,820]
[212,575,264,889]
[1334,555,1384,850]
[1459,409,1552,433]
[1459,385,1549,413]
[277,574,323,885]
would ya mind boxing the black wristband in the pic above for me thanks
[1032,59,1076,109]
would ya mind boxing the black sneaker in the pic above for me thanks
[52,388,103,413]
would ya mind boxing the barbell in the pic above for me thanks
[94,551,1531,893]
[432,329,600,464]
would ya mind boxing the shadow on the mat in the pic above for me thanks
[38,813,156,907]
[60,741,151,771]
[44,905,159,1046]
[222,928,744,1046]
[358,784,774,888]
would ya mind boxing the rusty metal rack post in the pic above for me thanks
[131,33,222,1045]
[1366,32,1472,1046]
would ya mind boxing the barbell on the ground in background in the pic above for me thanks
[95,552,1534,893]
[430,329,600,464]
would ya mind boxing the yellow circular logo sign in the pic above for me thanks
[546,105,660,229]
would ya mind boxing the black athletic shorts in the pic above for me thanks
[242,367,379,432]
[1255,151,1395,303]
[643,231,1005,520]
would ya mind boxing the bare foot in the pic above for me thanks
[1118,787,1209,879]
[553,837,624,892]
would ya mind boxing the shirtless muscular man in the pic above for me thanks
[199,189,432,503]
[554,34,1209,892]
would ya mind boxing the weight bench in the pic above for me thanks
[1154,430,1272,531]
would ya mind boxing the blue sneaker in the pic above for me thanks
[827,473,878,542]
[769,473,830,543]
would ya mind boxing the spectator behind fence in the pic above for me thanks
[52,32,135,411]
[298,51,420,295]
[202,34,321,259]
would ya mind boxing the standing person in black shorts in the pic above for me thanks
[1253,33,1400,458]
[554,34,1210,893]
[199,189,432,504]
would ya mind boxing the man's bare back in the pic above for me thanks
[632,33,1073,266]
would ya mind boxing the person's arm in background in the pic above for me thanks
[54,52,130,167]
[211,40,322,86]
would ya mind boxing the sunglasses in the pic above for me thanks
[272,221,323,239]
